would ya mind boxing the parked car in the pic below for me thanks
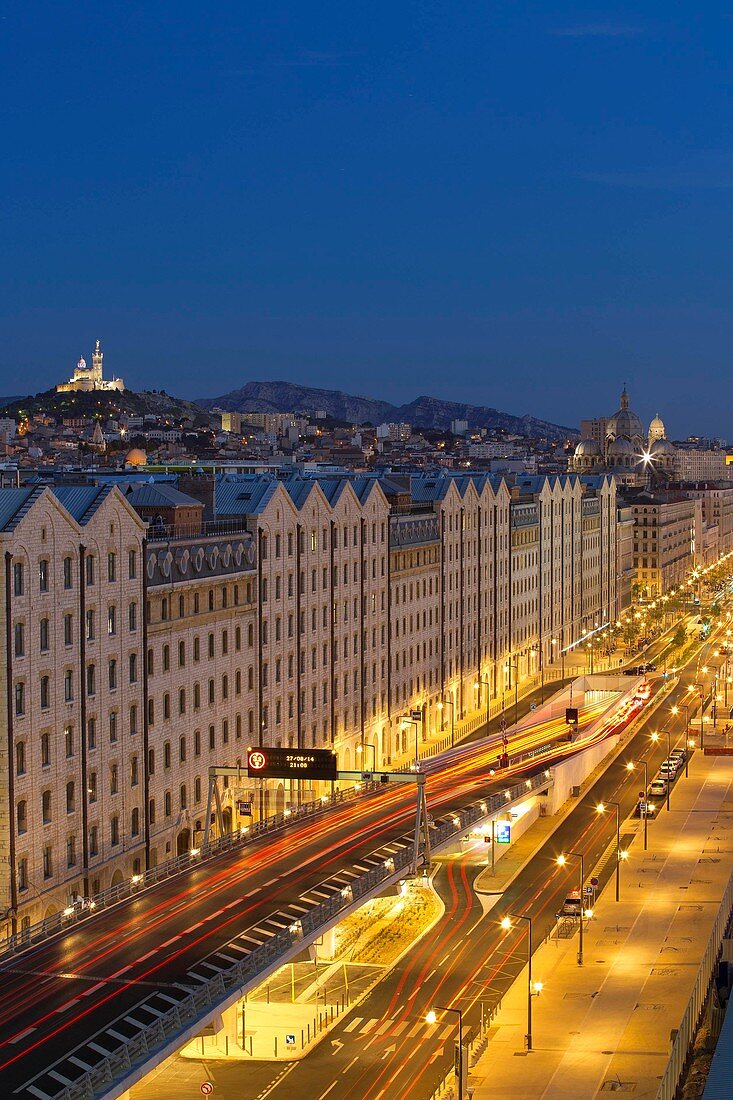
[669,747,687,763]
[649,778,668,798]
[638,662,657,673]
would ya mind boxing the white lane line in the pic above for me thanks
[9,1025,37,1044]
[316,1084,338,1100]
[262,877,278,887]
[343,1016,363,1033]
[161,936,180,948]
[138,950,156,962]
[243,890,257,898]
[341,1056,359,1074]
[56,999,79,1013]
[82,982,105,998]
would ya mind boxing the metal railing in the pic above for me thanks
[1,782,376,959]
[49,771,552,1100]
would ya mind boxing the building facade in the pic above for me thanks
[0,469,620,933]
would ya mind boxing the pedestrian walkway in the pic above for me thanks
[470,749,733,1099]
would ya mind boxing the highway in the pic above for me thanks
[133,679,687,1100]
[0,685,641,1099]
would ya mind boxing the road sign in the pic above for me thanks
[530,703,537,711]
[495,821,511,844]
[590,876,599,887]
[246,747,338,781]
[566,707,579,726]
[237,801,252,815]
[200,1084,213,1096]
[285,1034,296,1048]
[410,709,422,722]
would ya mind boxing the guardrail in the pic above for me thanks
[655,869,733,1100]
[1,781,377,959]
[50,770,552,1100]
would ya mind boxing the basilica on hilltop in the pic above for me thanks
[56,340,125,394]
[569,386,675,485]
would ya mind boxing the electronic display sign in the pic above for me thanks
[246,747,338,781]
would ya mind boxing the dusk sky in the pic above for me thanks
[2,3,732,436]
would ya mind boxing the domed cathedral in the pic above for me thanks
[570,385,675,485]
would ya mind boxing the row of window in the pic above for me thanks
[14,655,139,715]
[13,551,137,597]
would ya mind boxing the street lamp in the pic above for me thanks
[596,801,622,901]
[650,730,672,811]
[500,913,541,1050]
[625,760,649,850]
[356,741,377,772]
[398,715,420,769]
[474,677,490,731]
[505,659,519,726]
[551,637,566,680]
[436,698,455,747]
[426,1005,464,1098]
[556,851,585,964]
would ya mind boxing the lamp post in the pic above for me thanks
[437,698,455,747]
[356,741,377,772]
[505,660,519,726]
[557,851,585,965]
[426,1005,464,1098]
[650,730,671,811]
[398,715,420,769]
[626,760,649,850]
[500,913,541,1050]
[596,800,623,901]
[474,677,490,732]
[551,637,566,681]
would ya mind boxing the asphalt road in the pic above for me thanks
[130,619,714,1100]
[0,686,631,1099]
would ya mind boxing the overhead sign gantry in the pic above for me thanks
[204,749,431,873]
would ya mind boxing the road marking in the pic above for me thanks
[374,1019,392,1037]
[342,1056,359,1073]
[343,1016,363,1033]
[262,877,278,887]
[138,950,155,962]
[316,1084,338,1100]
[438,953,451,966]
[406,1021,423,1039]
[56,999,79,1013]
[82,982,105,997]
[427,968,437,980]
[392,1020,409,1036]
[360,1018,378,1034]
[9,1025,37,1044]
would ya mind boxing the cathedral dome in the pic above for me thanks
[648,413,666,444]
[574,439,602,457]
[606,386,644,445]
[608,436,634,456]
[650,437,675,456]
[125,448,147,467]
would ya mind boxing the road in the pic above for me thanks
[0,682,640,1099]
[132,630,714,1100]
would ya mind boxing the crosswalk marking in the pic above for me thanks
[392,1021,408,1036]
[343,1016,363,1033]
[360,1019,378,1034]
[407,1021,423,1039]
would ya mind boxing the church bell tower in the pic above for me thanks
[91,339,103,384]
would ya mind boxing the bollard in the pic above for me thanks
[302,1028,304,1048]
[274,1036,277,1057]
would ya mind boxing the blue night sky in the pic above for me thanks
[1,2,732,436]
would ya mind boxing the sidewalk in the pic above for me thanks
[470,749,733,1099]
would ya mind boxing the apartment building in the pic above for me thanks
[0,485,146,930]
[624,489,702,598]
[0,469,621,932]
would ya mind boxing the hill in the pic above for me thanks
[196,380,576,438]
[0,387,211,427]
